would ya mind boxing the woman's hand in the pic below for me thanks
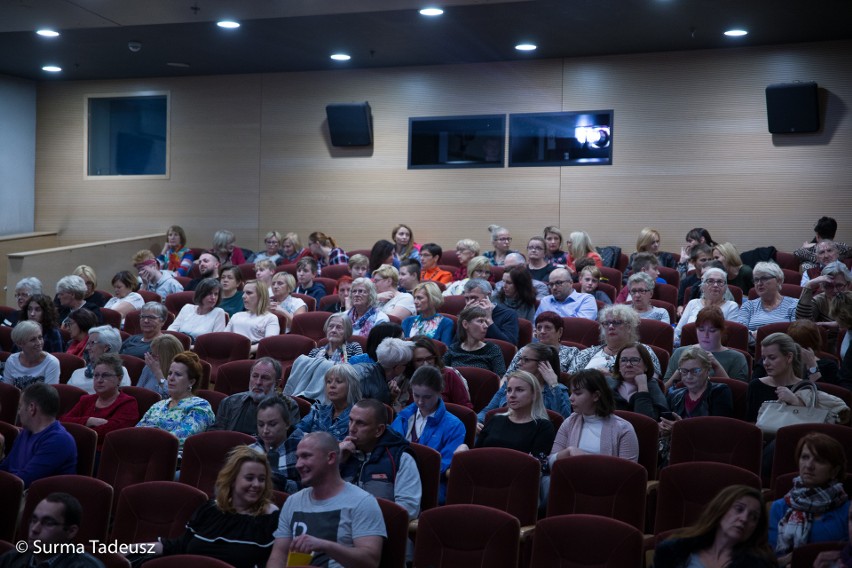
[659,412,681,436]
[775,386,803,406]
[663,369,681,390]
[388,379,401,402]
[86,417,108,427]
[800,347,818,369]
[680,244,691,259]
[634,373,649,391]
[161,242,170,256]
[676,305,684,318]
[538,361,559,387]
[706,352,729,378]
[144,352,163,378]
[376,290,395,303]
[813,550,842,568]
[807,275,829,291]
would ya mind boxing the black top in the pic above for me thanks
[475,414,555,459]
[667,381,733,419]
[653,535,775,568]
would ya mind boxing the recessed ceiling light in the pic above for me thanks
[515,43,537,51]
[217,20,240,29]
[167,62,191,68]
[36,29,60,38]
[42,65,62,72]
[419,7,444,16]
[330,53,351,61]
[724,29,748,37]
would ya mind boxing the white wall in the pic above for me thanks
[0,74,36,235]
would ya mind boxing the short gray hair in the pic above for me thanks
[822,261,852,282]
[753,261,784,284]
[140,301,169,320]
[701,267,728,284]
[503,253,527,267]
[89,325,123,353]
[11,320,42,346]
[56,275,87,298]
[376,337,413,369]
[463,278,493,295]
[627,272,655,290]
[15,277,43,296]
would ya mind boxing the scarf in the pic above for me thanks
[166,247,189,272]
[775,476,848,555]
[350,306,380,336]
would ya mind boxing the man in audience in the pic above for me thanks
[267,431,386,568]
[339,399,421,520]
[463,279,519,344]
[419,243,453,285]
[501,252,549,298]
[800,240,840,286]
[795,216,850,267]
[535,268,597,320]
[186,252,220,291]
[133,249,185,300]
[398,259,421,293]
[294,256,327,301]
[0,493,104,568]
[211,357,299,435]
[0,383,76,488]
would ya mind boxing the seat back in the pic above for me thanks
[668,416,762,476]
[447,447,540,526]
[376,498,409,568]
[414,504,520,568]
[290,312,332,341]
[256,334,317,368]
[560,317,601,347]
[440,295,467,316]
[315,277,338,295]
[649,299,676,323]
[614,410,659,481]
[60,421,99,476]
[195,389,228,415]
[657,267,680,288]
[754,321,793,360]
[179,430,256,497]
[193,332,252,384]
[52,352,86,384]
[409,443,441,512]
[637,319,674,353]
[455,367,500,413]
[0,382,20,424]
[18,475,113,543]
[101,307,123,329]
[52,383,87,416]
[164,291,195,316]
[444,402,477,448]
[0,421,21,453]
[318,294,341,312]
[290,293,316,312]
[711,377,750,420]
[530,514,643,568]
[319,264,351,280]
[489,338,518,368]
[213,359,255,395]
[163,330,192,350]
[119,354,146,385]
[121,385,163,417]
[517,318,533,347]
[111,481,208,543]
[546,455,647,531]
[598,266,624,292]
[748,283,803,301]
[679,321,750,352]
[0,471,24,541]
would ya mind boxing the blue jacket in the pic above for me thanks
[486,303,519,345]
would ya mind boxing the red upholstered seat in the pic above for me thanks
[52,383,87,415]
[377,498,410,568]
[18,475,113,543]
[52,352,85,384]
[110,481,207,543]
[614,410,659,481]
[444,402,477,448]
[213,359,255,395]
[409,443,442,512]
[179,430,256,497]
[560,317,601,347]
[637,319,674,353]
[60,421,99,476]
[121,385,162,417]
[454,367,500,413]
[193,331,251,384]
[668,416,762,476]
[0,471,24,542]
[290,312,332,341]
[530,514,643,568]
[256,334,317,367]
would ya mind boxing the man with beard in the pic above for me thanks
[210,357,299,435]
[186,252,221,292]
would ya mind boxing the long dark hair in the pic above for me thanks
[22,294,61,334]
[369,239,396,273]
[498,265,536,309]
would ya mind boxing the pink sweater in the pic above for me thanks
[550,413,639,461]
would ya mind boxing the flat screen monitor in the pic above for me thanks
[509,110,613,167]
[409,114,505,169]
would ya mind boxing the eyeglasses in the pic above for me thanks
[495,237,513,242]
[601,320,625,327]
[93,373,117,381]
[86,339,105,347]
[350,289,368,295]
[139,314,161,321]
[548,280,570,288]
[517,356,541,364]
[753,276,776,284]
[703,279,726,287]
[619,357,643,366]
[629,288,650,295]
[823,283,848,290]
[527,245,544,251]
[678,368,706,377]
[265,239,279,245]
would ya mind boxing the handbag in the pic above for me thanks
[793,381,851,425]
[755,382,830,436]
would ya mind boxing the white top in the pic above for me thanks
[225,311,280,343]
[279,295,307,315]
[577,414,604,455]
[379,292,416,317]
[168,304,227,339]
[674,299,740,346]
[104,292,145,311]
[1,353,60,389]
[67,366,132,394]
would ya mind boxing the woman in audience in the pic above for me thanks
[103,270,145,319]
[494,264,537,322]
[5,277,42,326]
[457,370,555,468]
[484,224,516,266]
[452,239,481,281]
[665,307,750,387]
[291,364,363,442]
[769,433,850,567]
[249,230,283,263]
[352,337,412,406]
[391,365,466,503]
[268,272,307,333]
[512,311,579,374]
[543,225,568,266]
[653,485,775,568]
[406,336,473,409]
[346,277,390,337]
[661,345,734,428]
[526,236,556,282]
[569,304,663,378]
[218,266,245,317]
[714,242,754,294]
[372,264,415,319]
[1,321,60,389]
[73,265,107,308]
[157,225,194,277]
[626,272,671,323]
[674,266,739,346]
[797,261,851,354]
[249,396,301,492]
[831,292,852,389]
[320,275,353,313]
[368,239,396,274]
[578,265,613,305]
[745,332,805,422]
[68,325,131,393]
[138,333,185,399]
[280,232,309,264]
[444,256,492,296]
[477,342,571,425]
[308,231,348,271]
[19,294,64,353]
[64,307,98,358]
[56,274,102,323]
[629,227,677,270]
[148,446,279,568]
[225,280,279,354]
[120,301,167,357]
[61,353,139,450]
[787,319,838,384]
[443,305,507,376]
[738,261,797,342]
[610,343,669,420]
[677,244,715,310]
[349,322,404,365]
[402,281,455,345]
[566,230,603,271]
[392,223,420,264]
[211,229,246,268]
[549,368,639,461]
[168,277,227,341]
[136,351,215,450]
[677,227,717,276]
[307,312,363,362]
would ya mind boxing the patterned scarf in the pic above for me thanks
[350,306,380,336]
[166,247,189,272]
[775,476,848,555]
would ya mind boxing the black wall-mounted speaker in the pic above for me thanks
[326,102,373,146]
[765,82,819,134]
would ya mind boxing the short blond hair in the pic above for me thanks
[132,249,156,264]
[372,264,399,285]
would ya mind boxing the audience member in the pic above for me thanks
[565,230,603,271]
[617,252,667,301]
[119,301,167,357]
[738,261,797,342]
[269,272,307,333]
[168,277,227,340]
[2,321,60,389]
[347,278,390,337]
[225,279,279,355]
[578,265,613,306]
[211,229,246,268]
[463,278,519,344]
[4,276,43,326]
[443,305,506,376]
[674,266,739,346]
[797,261,851,353]
[484,224,517,266]
[55,275,103,323]
[218,265,245,317]
[372,264,416,319]
[392,224,420,264]
[398,259,421,293]
[353,337,413,405]
[186,252,221,292]
[713,242,754,294]
[133,249,184,300]
[102,270,145,319]
[401,281,454,345]
[137,333,184,399]
[419,242,453,285]
[452,239,480,281]
[157,224,194,276]
[535,268,597,320]
[249,230,284,263]
[250,396,301,491]
[294,256,327,301]
[64,307,98,358]
[405,336,473,409]
[308,231,349,272]
[800,240,841,286]
[609,343,669,420]
[543,225,568,266]
[308,312,363,362]
[280,232,310,264]
[67,325,131,393]
[526,236,556,282]
[18,294,64,353]
[348,254,369,280]
[627,272,671,323]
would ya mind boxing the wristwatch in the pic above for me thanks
[808,366,819,376]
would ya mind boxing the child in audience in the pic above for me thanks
[348,254,369,280]
[294,256,326,301]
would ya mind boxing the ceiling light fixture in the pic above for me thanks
[724,29,748,37]
[36,29,60,38]
[330,53,351,61]
[515,43,537,51]
[419,7,444,16]
[42,65,62,72]
[167,62,191,68]
[217,20,240,29]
